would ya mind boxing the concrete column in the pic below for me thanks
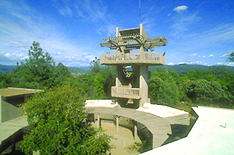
[116,27,120,37]
[97,114,100,129]
[116,116,119,134]
[134,121,138,140]
[116,66,122,87]
[140,65,149,107]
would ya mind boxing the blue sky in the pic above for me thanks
[0,0,234,67]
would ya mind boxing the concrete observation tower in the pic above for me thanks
[100,24,168,108]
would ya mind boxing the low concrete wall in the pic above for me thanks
[0,95,22,123]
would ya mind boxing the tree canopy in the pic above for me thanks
[9,41,71,89]
[20,84,112,155]
[227,51,234,62]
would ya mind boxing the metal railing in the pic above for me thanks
[100,52,165,65]
[111,87,141,99]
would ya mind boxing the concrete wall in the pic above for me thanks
[0,95,22,123]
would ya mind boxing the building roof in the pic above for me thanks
[0,87,42,97]
[142,106,234,155]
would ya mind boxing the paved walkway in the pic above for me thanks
[142,106,234,155]
[93,122,141,155]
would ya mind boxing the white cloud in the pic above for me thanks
[58,6,73,16]
[0,0,96,67]
[2,51,28,61]
[20,56,29,60]
[220,53,229,58]
[173,5,188,13]
[51,0,73,17]
[167,62,174,65]
[73,0,107,22]
[190,53,197,57]
[61,53,95,67]
[201,24,234,45]
[178,62,186,65]
[142,17,157,32]
[170,12,200,35]
[227,62,234,66]
[5,53,10,57]
[177,60,207,65]
[209,54,214,57]
[220,51,233,58]
[198,55,206,58]
[96,31,102,35]
[216,62,224,65]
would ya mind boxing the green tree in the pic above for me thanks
[90,57,101,75]
[149,76,182,106]
[10,41,71,88]
[226,51,234,62]
[93,73,106,99]
[184,79,232,106]
[20,84,112,155]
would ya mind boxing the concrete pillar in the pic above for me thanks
[134,121,138,140]
[116,115,119,134]
[140,65,148,107]
[116,66,122,87]
[97,114,100,128]
[116,27,120,37]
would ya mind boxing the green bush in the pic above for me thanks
[20,84,112,155]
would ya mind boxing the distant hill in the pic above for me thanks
[0,64,90,75]
[1,63,234,75]
[149,64,234,73]
[68,67,89,76]
[0,64,17,74]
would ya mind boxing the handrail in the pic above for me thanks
[100,52,165,65]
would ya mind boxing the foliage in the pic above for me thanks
[9,41,71,89]
[20,84,112,155]
[149,77,180,106]
[75,58,115,99]
[127,141,146,153]
[93,73,106,99]
[148,68,234,109]
[184,79,232,105]
[90,57,101,75]
[0,73,11,88]
[226,51,234,62]
[150,64,234,74]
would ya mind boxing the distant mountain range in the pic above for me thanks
[0,64,17,74]
[150,64,234,73]
[0,64,90,75]
[0,64,233,75]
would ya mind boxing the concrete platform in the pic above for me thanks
[137,103,189,125]
[0,116,28,153]
[85,100,118,108]
[86,106,190,149]
[0,116,28,143]
[142,106,234,155]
